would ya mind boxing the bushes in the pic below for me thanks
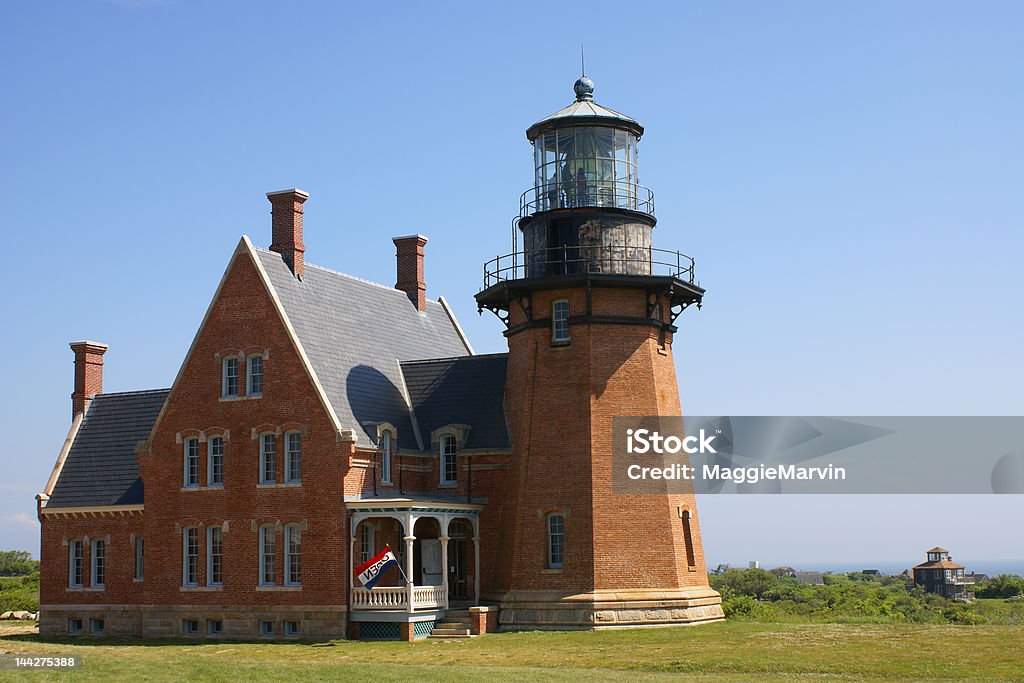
[974,575,1024,599]
[0,572,39,612]
[710,569,1024,625]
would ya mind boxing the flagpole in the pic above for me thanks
[389,544,413,586]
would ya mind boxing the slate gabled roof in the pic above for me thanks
[401,354,510,451]
[254,247,473,449]
[46,389,168,508]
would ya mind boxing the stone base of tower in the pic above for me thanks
[485,588,724,631]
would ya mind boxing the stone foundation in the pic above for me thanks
[39,604,348,639]
[487,588,724,631]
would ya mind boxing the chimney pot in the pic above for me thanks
[70,340,108,419]
[267,188,309,278]
[393,234,428,311]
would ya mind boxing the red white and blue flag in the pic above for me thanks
[354,544,399,589]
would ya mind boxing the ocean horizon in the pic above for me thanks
[714,559,1024,577]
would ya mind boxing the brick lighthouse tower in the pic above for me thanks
[476,76,724,629]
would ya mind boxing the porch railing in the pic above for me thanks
[412,585,447,609]
[351,585,448,611]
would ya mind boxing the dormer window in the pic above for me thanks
[381,430,393,484]
[222,357,239,398]
[440,435,458,486]
[247,355,263,396]
[552,299,570,342]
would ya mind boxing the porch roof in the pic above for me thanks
[344,494,485,515]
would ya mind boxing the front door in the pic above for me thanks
[420,539,443,586]
[448,538,468,600]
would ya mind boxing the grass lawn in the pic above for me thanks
[1,620,1022,681]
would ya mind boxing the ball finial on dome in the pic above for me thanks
[574,76,594,101]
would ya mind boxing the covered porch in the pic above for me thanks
[347,497,484,615]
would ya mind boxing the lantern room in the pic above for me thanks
[523,77,651,215]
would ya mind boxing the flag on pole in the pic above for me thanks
[354,544,399,589]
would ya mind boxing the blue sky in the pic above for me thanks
[1,1,1022,570]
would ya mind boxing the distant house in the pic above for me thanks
[912,547,973,601]
[794,571,825,585]
[861,569,882,577]
[966,573,988,584]
[770,566,796,578]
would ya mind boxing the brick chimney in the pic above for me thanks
[393,235,428,311]
[267,189,309,278]
[70,341,108,419]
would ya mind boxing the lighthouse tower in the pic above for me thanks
[476,76,724,629]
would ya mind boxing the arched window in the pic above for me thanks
[259,525,276,586]
[285,524,301,586]
[259,433,276,484]
[682,510,696,568]
[552,299,570,342]
[207,526,223,586]
[440,435,458,486]
[381,430,393,484]
[285,431,302,483]
[183,437,200,487]
[547,513,564,569]
[182,527,199,587]
[208,436,224,486]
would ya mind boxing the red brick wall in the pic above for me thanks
[493,284,710,594]
[138,248,348,608]
[39,514,144,607]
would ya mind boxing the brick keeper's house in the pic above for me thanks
[37,77,724,640]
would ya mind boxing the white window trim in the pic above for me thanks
[183,437,200,488]
[68,539,83,588]
[246,355,264,397]
[439,434,458,486]
[547,513,564,569]
[552,299,570,342]
[259,525,276,586]
[207,436,224,487]
[284,524,301,587]
[182,527,199,587]
[284,431,302,484]
[207,526,223,587]
[90,539,105,589]
[259,433,277,484]
[221,356,240,398]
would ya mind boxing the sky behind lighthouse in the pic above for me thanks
[1,0,1022,571]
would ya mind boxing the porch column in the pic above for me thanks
[473,535,481,605]
[349,514,360,612]
[439,535,450,609]
[401,509,413,618]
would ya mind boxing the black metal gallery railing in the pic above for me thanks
[482,245,696,289]
[520,180,655,217]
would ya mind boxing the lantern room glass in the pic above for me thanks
[532,126,639,212]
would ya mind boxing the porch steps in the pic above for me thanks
[427,609,474,638]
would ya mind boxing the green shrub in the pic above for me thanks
[0,572,40,612]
